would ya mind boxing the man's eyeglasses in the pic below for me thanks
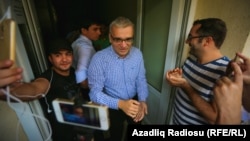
[110,34,133,44]
[187,35,208,41]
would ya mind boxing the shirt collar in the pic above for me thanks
[80,35,92,45]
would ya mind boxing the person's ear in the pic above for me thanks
[48,55,52,63]
[206,36,213,43]
[81,28,87,34]
[203,36,213,47]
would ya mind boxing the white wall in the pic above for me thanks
[184,0,250,60]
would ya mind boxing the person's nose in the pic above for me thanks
[62,55,68,60]
[120,41,127,47]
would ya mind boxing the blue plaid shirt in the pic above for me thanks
[88,46,148,109]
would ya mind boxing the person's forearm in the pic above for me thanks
[216,109,241,124]
[11,83,41,101]
[10,79,49,101]
[182,83,217,124]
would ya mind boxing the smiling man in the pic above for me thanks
[165,18,230,125]
[5,38,95,140]
[88,16,149,141]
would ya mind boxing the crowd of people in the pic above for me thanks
[0,16,250,141]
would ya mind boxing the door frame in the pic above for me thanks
[136,0,197,124]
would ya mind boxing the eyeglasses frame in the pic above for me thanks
[110,33,134,44]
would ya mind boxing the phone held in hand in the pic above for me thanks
[0,19,16,62]
[225,55,238,77]
[52,98,110,131]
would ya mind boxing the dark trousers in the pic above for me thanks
[94,108,141,141]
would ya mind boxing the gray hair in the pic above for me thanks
[109,16,134,32]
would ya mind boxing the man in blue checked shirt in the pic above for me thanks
[88,16,148,141]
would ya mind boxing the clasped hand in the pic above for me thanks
[119,99,147,122]
[165,67,187,87]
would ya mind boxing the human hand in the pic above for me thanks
[80,79,89,89]
[236,52,250,85]
[235,53,250,113]
[118,99,140,118]
[0,60,23,87]
[133,101,148,122]
[213,62,243,124]
[165,68,187,87]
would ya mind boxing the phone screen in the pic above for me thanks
[59,103,101,128]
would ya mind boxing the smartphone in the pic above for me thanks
[0,19,16,62]
[225,55,238,77]
[52,98,109,131]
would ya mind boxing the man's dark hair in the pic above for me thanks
[48,38,73,55]
[193,18,227,48]
[77,18,101,31]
